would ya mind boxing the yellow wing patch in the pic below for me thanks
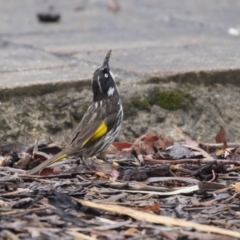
[50,153,68,164]
[82,121,108,147]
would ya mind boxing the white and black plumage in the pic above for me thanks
[29,50,123,174]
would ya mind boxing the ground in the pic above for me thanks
[1,132,240,239]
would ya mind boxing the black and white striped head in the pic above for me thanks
[92,50,118,101]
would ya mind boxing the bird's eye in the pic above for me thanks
[104,73,108,78]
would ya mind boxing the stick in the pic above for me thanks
[73,198,240,238]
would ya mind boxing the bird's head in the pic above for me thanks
[92,50,117,101]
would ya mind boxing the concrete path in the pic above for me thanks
[0,0,240,88]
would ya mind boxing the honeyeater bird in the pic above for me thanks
[29,50,123,174]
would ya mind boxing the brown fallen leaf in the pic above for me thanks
[39,164,64,176]
[110,142,132,155]
[233,182,240,191]
[32,151,49,163]
[143,203,160,214]
[0,156,5,166]
[124,227,140,235]
[94,171,109,179]
[215,126,228,149]
[40,168,57,176]
[132,133,159,154]
[155,133,173,150]
[215,148,225,157]
[112,142,132,150]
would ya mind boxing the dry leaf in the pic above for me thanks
[111,142,132,155]
[40,166,62,176]
[40,168,55,176]
[156,133,173,149]
[233,182,240,192]
[0,156,5,166]
[215,148,225,157]
[132,134,159,154]
[0,200,8,207]
[124,227,139,235]
[95,171,108,178]
[112,142,132,150]
[215,126,228,149]
[143,203,160,214]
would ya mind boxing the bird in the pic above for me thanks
[29,50,123,174]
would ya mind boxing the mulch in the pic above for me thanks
[1,127,240,239]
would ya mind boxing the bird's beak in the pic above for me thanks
[101,50,112,69]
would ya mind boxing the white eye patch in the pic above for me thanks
[104,73,108,78]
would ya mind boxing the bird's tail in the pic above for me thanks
[28,151,68,175]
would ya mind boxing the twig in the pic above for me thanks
[70,219,132,231]
[66,231,97,240]
[73,198,240,238]
[226,166,240,172]
[147,177,199,184]
[144,158,240,166]
[208,170,216,182]
[198,182,226,191]
[106,181,189,192]
[183,198,218,208]
[0,167,26,173]
[199,142,240,152]
[120,185,199,196]
[222,192,240,203]
[0,207,48,216]
[183,144,214,160]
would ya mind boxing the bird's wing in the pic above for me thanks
[67,103,107,149]
[28,103,107,175]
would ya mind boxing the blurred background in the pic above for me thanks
[0,0,240,143]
